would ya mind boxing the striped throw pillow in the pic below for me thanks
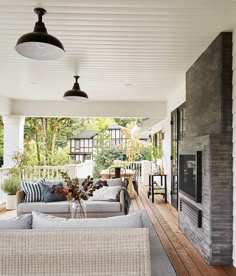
[21,179,46,202]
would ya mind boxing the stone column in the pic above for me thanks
[233,30,236,267]
[3,115,25,167]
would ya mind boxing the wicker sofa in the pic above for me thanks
[0,228,151,276]
[16,189,125,218]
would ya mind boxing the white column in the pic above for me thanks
[3,115,25,167]
[232,30,236,267]
[141,160,151,185]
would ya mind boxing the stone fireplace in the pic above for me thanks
[178,32,233,265]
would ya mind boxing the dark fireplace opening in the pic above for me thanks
[179,151,202,203]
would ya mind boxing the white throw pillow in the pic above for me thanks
[32,211,143,229]
[88,186,120,201]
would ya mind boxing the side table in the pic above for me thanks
[147,174,167,203]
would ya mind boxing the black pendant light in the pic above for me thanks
[63,76,89,101]
[15,8,65,60]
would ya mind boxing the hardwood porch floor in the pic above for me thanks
[133,184,236,276]
[1,186,236,276]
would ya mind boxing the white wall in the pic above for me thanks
[11,100,167,119]
[0,96,11,115]
[232,30,236,267]
[149,86,186,203]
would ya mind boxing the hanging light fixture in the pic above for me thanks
[15,7,65,60]
[63,76,89,101]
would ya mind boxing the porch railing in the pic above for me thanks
[114,161,142,179]
[24,166,66,181]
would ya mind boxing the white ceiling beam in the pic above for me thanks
[0,96,12,115]
[11,100,166,119]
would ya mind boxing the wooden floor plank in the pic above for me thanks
[222,265,236,276]
[211,266,230,276]
[139,187,203,276]
[132,197,139,210]
[136,191,190,276]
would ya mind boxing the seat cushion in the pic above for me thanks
[72,201,121,213]
[18,201,70,213]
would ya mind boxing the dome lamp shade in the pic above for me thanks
[15,8,65,60]
[63,76,89,101]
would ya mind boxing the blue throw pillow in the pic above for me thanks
[40,182,66,203]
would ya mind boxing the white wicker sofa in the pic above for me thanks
[16,189,125,218]
[0,228,151,276]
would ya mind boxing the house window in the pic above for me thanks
[153,131,163,152]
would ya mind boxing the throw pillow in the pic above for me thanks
[0,214,32,229]
[88,186,120,201]
[106,178,123,187]
[40,182,66,203]
[32,211,143,229]
[21,179,46,202]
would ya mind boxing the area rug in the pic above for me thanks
[139,209,176,276]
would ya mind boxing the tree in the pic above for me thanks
[114,118,140,127]
[118,123,143,161]
[93,118,115,132]
[94,147,126,178]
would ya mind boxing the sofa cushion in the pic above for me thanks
[106,178,123,187]
[0,214,32,229]
[77,201,121,213]
[40,182,66,202]
[88,186,120,201]
[32,211,143,229]
[94,178,123,187]
[21,179,46,202]
[18,201,70,213]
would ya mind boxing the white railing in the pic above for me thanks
[24,161,93,181]
[24,166,66,181]
[114,161,142,179]
[113,160,152,184]
[0,167,10,204]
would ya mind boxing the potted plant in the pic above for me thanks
[2,151,32,210]
[2,176,21,210]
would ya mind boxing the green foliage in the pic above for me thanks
[114,118,140,127]
[93,118,115,132]
[50,146,69,166]
[2,176,21,195]
[24,117,95,165]
[9,151,33,180]
[94,147,126,177]
[144,144,163,161]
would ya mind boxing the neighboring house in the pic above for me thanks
[69,130,98,163]
[107,124,127,146]
[69,124,150,163]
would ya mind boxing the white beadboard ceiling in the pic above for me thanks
[0,0,235,102]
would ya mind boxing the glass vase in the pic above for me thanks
[71,199,87,219]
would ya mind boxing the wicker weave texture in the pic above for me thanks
[0,228,151,276]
